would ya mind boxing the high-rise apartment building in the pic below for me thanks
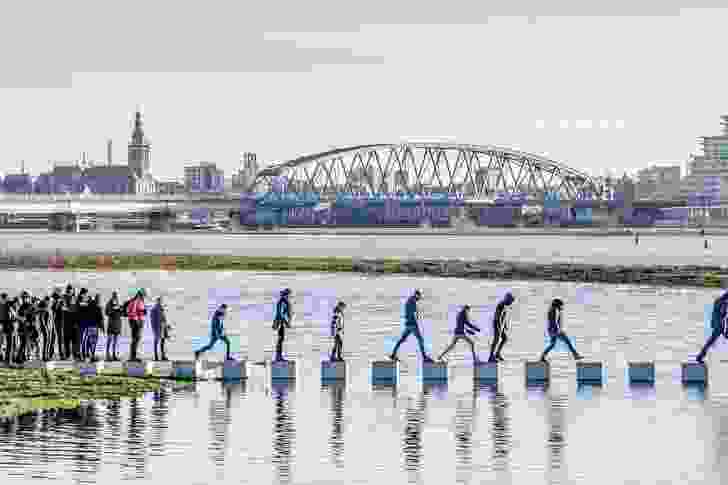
[680,115,728,201]
[636,165,681,200]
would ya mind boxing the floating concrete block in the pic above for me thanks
[321,360,347,381]
[681,362,708,384]
[78,361,105,377]
[100,361,124,374]
[48,361,76,372]
[173,360,203,380]
[577,362,603,383]
[474,361,498,382]
[371,360,399,385]
[271,360,297,381]
[421,361,448,382]
[23,360,49,370]
[223,360,249,381]
[525,361,550,382]
[125,361,153,378]
[628,362,655,383]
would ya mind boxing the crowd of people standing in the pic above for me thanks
[0,285,172,365]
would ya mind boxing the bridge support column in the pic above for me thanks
[146,210,174,232]
[229,211,242,232]
[49,212,78,232]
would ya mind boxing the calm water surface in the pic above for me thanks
[1,270,727,484]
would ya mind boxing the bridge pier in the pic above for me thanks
[146,210,175,232]
[229,211,242,232]
[48,212,78,232]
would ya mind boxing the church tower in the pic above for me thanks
[128,110,151,178]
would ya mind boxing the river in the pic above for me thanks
[0,270,727,484]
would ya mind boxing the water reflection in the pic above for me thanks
[272,382,295,485]
[547,393,569,485]
[123,397,148,479]
[208,383,238,474]
[401,387,431,483]
[73,402,103,482]
[322,382,345,469]
[454,385,479,484]
[683,383,708,402]
[149,386,171,457]
[487,384,512,474]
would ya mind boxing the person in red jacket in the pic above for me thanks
[126,290,147,362]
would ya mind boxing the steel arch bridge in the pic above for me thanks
[253,143,599,200]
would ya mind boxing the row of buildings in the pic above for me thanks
[0,110,260,195]
[635,115,728,202]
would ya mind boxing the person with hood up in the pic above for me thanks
[438,304,481,363]
[696,289,728,363]
[195,303,232,361]
[488,292,515,363]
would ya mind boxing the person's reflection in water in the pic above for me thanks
[547,393,569,484]
[208,382,239,476]
[149,384,171,458]
[454,384,479,484]
[272,382,295,485]
[71,402,103,481]
[323,382,346,469]
[401,385,434,483]
[122,397,149,480]
[105,399,123,456]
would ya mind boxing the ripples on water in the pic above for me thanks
[1,270,728,484]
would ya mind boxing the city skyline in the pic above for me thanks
[1,5,728,180]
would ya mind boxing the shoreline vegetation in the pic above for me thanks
[0,253,723,288]
[0,368,161,419]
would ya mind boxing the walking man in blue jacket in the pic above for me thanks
[437,305,481,363]
[195,303,231,361]
[273,289,293,362]
[696,290,728,363]
[389,290,434,363]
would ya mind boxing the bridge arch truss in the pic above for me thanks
[253,143,599,200]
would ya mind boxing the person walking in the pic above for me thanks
[438,304,481,363]
[488,293,515,363]
[150,297,169,361]
[0,293,13,364]
[273,289,293,362]
[105,292,123,361]
[389,290,434,363]
[126,290,147,362]
[540,299,583,362]
[329,301,346,362]
[195,303,231,361]
[695,290,728,363]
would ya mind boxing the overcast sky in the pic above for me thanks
[1,2,727,179]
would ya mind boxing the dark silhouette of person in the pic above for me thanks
[50,287,64,359]
[696,290,728,363]
[273,289,293,362]
[329,301,346,362]
[105,292,123,361]
[540,299,583,361]
[126,290,147,362]
[389,290,434,362]
[272,382,295,485]
[438,304,481,363]
[0,293,14,364]
[61,285,76,360]
[488,293,515,362]
[195,303,231,361]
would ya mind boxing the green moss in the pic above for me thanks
[0,368,160,419]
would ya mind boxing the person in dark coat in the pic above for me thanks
[329,301,346,362]
[540,299,583,361]
[61,285,77,360]
[77,289,93,361]
[0,293,13,364]
[105,291,123,361]
[273,289,293,362]
[389,290,434,363]
[696,290,728,363]
[50,288,64,360]
[150,297,169,361]
[437,305,481,363]
[488,293,515,363]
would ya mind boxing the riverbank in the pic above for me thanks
[0,253,725,289]
[0,367,160,419]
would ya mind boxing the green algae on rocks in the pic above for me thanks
[0,368,160,419]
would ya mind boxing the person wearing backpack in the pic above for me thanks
[540,299,583,362]
[126,290,147,362]
[105,292,122,361]
[195,303,231,361]
[273,289,293,362]
[329,301,346,362]
[696,290,728,363]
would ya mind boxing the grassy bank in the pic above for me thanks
[0,368,160,419]
[57,254,402,272]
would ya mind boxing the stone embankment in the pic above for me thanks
[352,258,728,288]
